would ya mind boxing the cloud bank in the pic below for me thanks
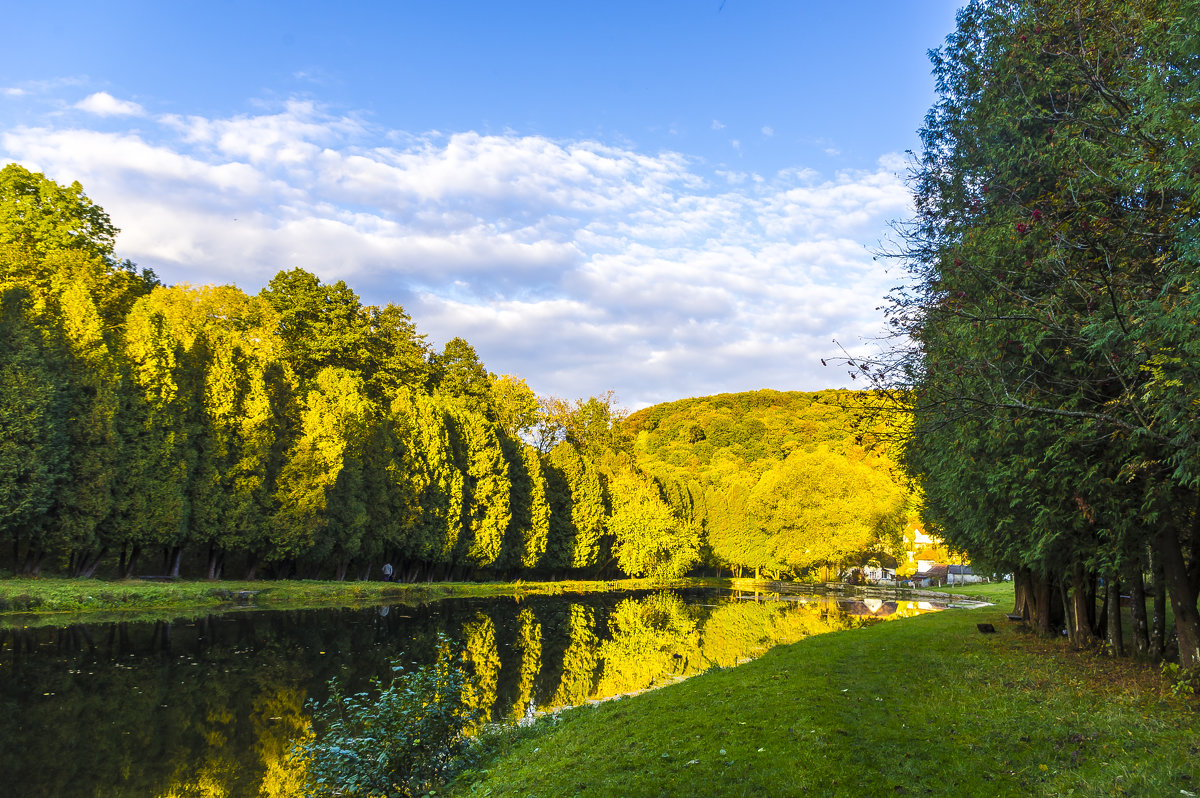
[1,96,910,407]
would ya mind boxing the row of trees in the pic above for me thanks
[868,0,1200,668]
[0,164,700,581]
[1,160,922,584]
[0,163,917,585]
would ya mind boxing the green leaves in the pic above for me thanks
[886,0,1200,659]
[0,163,117,262]
[298,635,484,798]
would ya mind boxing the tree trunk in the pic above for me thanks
[1106,576,1123,657]
[245,552,258,581]
[123,546,141,579]
[1124,559,1149,658]
[1013,568,1033,621]
[77,548,107,579]
[207,546,222,580]
[1149,546,1167,661]
[1034,571,1053,636]
[21,549,45,576]
[335,558,349,582]
[1085,571,1098,634]
[1189,494,1200,599]
[168,546,183,578]
[1069,563,1098,648]
[1185,492,1195,597]
[1154,527,1200,670]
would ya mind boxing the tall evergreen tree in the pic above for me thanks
[0,289,68,573]
[879,0,1200,665]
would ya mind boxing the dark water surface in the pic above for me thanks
[0,587,943,797]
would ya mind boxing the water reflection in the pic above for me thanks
[0,588,941,797]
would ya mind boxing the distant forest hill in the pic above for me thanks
[0,163,914,583]
[626,390,916,580]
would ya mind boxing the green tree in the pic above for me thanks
[491,374,540,441]
[544,443,608,571]
[260,268,371,389]
[606,460,698,579]
[428,337,494,418]
[445,404,511,570]
[536,391,630,458]
[391,389,464,572]
[0,163,117,262]
[751,447,904,578]
[272,367,372,566]
[880,0,1200,664]
[362,302,429,401]
[0,289,69,572]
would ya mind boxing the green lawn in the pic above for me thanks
[924,579,1017,603]
[448,599,1199,798]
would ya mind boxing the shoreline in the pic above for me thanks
[0,575,1005,627]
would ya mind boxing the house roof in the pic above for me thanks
[947,564,974,575]
[921,564,950,578]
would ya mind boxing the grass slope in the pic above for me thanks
[450,601,1199,797]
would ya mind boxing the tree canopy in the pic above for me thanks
[865,0,1200,668]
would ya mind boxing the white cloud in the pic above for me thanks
[74,91,145,117]
[0,99,912,407]
[711,119,725,130]
[2,87,27,97]
[761,125,774,137]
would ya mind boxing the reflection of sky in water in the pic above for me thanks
[0,588,946,797]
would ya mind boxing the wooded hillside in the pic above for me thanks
[626,390,915,579]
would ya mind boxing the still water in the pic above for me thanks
[0,587,942,797]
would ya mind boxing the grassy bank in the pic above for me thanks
[449,599,1199,797]
[924,579,1017,603]
[0,576,710,624]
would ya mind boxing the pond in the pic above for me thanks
[0,586,948,797]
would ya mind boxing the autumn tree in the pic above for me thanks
[751,447,905,578]
[605,459,698,579]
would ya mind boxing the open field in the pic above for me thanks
[448,597,1200,797]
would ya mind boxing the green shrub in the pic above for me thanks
[298,635,484,797]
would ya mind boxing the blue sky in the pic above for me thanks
[2,1,963,408]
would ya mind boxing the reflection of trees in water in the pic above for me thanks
[0,591,934,796]
[595,593,698,697]
[255,686,311,798]
[699,598,883,669]
[549,604,599,708]
[461,613,500,733]
[510,608,542,720]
